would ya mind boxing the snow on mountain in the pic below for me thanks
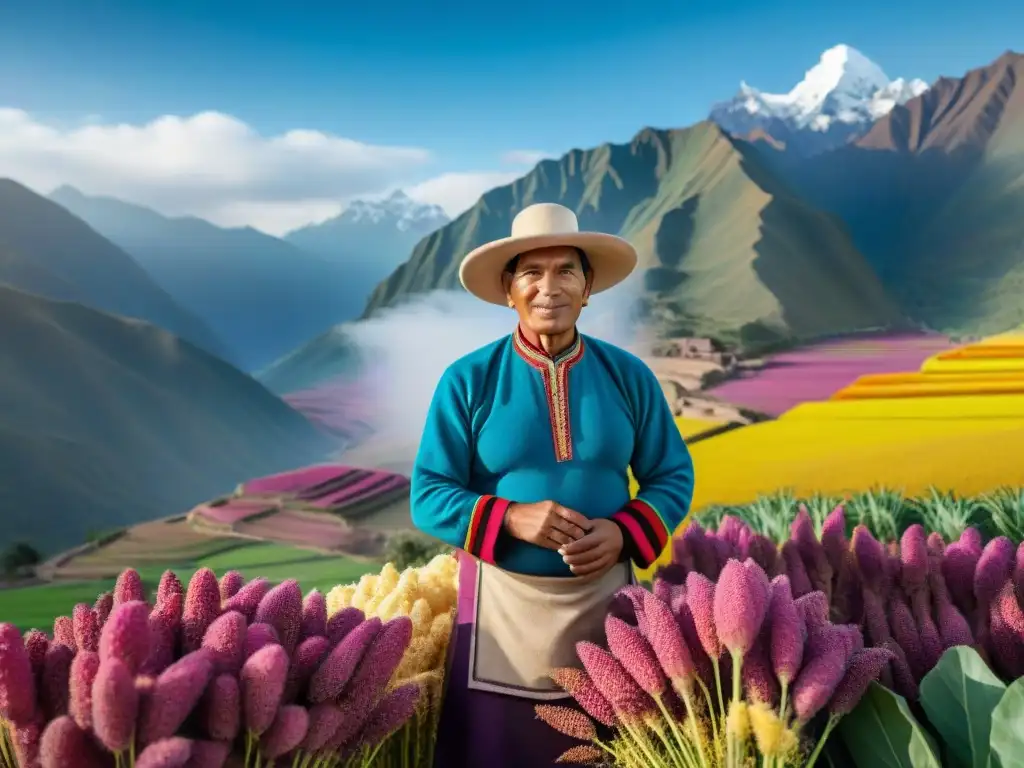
[333,190,449,232]
[711,44,928,153]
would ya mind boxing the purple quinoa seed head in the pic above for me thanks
[254,579,304,654]
[604,615,666,696]
[943,543,981,616]
[852,526,886,591]
[927,532,946,556]
[92,657,139,753]
[936,599,975,649]
[260,704,310,758]
[344,616,414,702]
[685,571,723,659]
[790,626,853,723]
[0,622,37,724]
[24,627,50,681]
[219,570,245,602]
[201,610,247,675]
[137,650,215,747]
[781,541,813,597]
[68,650,101,730]
[888,592,927,680]
[820,505,848,566]
[40,643,74,719]
[52,616,76,651]
[201,673,241,741]
[325,606,367,647]
[828,647,894,715]
[240,643,291,735]
[549,667,617,727]
[355,682,420,749]
[767,576,804,685]
[72,603,99,653]
[134,737,194,768]
[39,715,106,768]
[959,527,984,553]
[900,525,929,593]
[141,605,180,677]
[285,634,332,703]
[114,568,146,607]
[156,571,184,609]
[99,600,152,675]
[742,637,780,706]
[182,568,222,654]
[308,617,382,703]
[535,704,599,741]
[746,534,779,576]
[184,740,231,768]
[302,589,329,640]
[713,559,769,657]
[93,592,115,626]
[641,590,695,683]
[223,577,270,621]
[301,702,348,752]
[245,622,280,658]
[975,537,1015,608]
[576,641,654,720]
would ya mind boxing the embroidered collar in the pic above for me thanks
[512,325,584,367]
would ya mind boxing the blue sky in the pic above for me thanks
[0,0,1020,232]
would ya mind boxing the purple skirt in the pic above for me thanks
[432,555,598,768]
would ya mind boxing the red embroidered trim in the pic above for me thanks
[512,327,584,462]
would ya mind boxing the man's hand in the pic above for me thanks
[559,519,624,576]
[504,500,591,550]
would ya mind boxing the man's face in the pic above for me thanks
[504,246,592,336]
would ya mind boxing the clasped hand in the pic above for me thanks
[503,500,623,576]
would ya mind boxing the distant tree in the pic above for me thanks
[2,541,41,579]
[384,532,452,570]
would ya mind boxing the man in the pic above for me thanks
[411,202,695,766]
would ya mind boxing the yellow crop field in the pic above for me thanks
[687,417,1024,507]
[675,416,727,438]
[781,393,1024,420]
[849,371,1024,386]
[832,380,1024,400]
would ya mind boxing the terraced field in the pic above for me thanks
[0,517,378,631]
[689,331,1024,511]
[708,332,955,415]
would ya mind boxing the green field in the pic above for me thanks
[0,539,379,632]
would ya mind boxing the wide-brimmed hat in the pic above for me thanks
[458,203,638,305]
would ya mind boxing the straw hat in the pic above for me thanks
[458,203,638,305]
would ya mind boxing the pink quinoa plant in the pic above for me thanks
[99,600,151,675]
[0,566,429,768]
[218,570,244,602]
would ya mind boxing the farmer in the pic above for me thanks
[410,202,695,766]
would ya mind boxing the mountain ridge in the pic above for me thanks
[0,179,233,362]
[49,185,377,371]
[0,281,332,553]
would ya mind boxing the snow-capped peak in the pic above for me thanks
[341,189,449,232]
[710,44,929,152]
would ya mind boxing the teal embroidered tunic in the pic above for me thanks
[410,327,695,576]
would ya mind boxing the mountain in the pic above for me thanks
[360,121,903,347]
[49,186,372,371]
[759,50,1024,335]
[284,191,449,312]
[0,179,230,361]
[0,283,333,554]
[711,44,928,155]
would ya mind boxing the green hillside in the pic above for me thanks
[0,284,332,554]
[361,122,903,344]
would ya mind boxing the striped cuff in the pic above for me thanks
[463,495,513,564]
[611,499,670,568]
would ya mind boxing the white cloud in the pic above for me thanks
[405,171,523,219]
[0,107,432,234]
[500,149,553,166]
[0,106,556,235]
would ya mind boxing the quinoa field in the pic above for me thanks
[708,332,956,416]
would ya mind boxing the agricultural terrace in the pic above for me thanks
[682,331,1024,540]
[708,332,955,416]
[0,516,378,632]
[283,380,376,442]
